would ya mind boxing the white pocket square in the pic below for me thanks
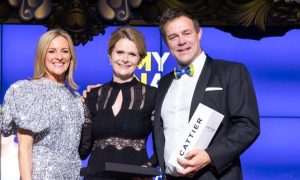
[205,87,223,91]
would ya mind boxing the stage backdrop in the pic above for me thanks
[1,24,300,180]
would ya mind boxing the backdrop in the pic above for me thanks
[0,25,300,180]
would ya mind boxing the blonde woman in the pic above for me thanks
[1,29,84,180]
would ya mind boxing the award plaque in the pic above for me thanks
[81,162,160,177]
[168,103,224,170]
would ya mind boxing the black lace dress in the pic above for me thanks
[79,78,158,179]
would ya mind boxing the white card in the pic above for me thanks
[168,103,224,170]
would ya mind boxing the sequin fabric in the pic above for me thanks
[1,78,84,180]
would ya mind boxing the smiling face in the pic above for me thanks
[45,36,71,83]
[164,16,202,67]
[109,38,140,83]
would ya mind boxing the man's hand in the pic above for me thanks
[176,148,212,177]
[82,84,102,100]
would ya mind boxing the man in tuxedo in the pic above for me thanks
[153,8,260,180]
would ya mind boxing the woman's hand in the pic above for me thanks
[81,84,102,101]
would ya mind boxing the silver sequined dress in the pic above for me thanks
[1,78,84,180]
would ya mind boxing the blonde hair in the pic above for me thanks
[33,29,78,90]
[108,26,147,63]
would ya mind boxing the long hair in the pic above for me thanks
[33,29,78,90]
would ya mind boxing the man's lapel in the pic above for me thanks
[156,73,174,112]
[189,57,213,121]
[154,72,173,159]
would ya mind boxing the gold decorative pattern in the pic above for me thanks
[7,0,52,21]
[44,0,105,45]
[220,0,300,30]
[1,0,300,45]
[98,0,143,22]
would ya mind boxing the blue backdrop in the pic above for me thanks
[1,24,300,179]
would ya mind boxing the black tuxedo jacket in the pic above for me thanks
[153,56,260,180]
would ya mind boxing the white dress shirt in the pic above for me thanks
[161,52,206,176]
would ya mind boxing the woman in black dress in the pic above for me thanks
[79,26,157,179]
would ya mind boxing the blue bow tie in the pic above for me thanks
[174,64,194,79]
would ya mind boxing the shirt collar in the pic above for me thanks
[191,51,206,79]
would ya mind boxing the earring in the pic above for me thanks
[108,55,112,66]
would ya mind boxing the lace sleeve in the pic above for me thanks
[79,102,94,160]
[144,109,159,167]
[146,88,159,167]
